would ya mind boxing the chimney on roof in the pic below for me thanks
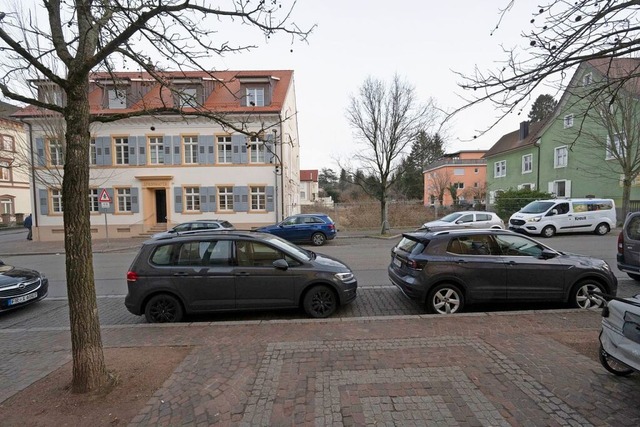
[519,121,529,141]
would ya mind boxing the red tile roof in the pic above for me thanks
[300,170,318,182]
[12,70,294,117]
[483,120,547,158]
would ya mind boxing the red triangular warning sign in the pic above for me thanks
[99,188,112,203]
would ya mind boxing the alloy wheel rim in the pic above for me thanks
[151,299,176,322]
[433,289,460,314]
[311,290,334,315]
[576,284,603,309]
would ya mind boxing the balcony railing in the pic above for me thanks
[424,158,487,170]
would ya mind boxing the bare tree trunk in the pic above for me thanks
[380,197,390,234]
[63,76,109,393]
[622,178,631,224]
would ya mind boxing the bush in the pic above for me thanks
[494,188,553,220]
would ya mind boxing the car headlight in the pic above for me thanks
[527,216,542,223]
[335,272,354,282]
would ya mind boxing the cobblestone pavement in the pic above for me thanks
[2,309,640,425]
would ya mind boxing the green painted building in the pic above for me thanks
[485,58,640,221]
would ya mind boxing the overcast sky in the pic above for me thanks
[214,0,561,171]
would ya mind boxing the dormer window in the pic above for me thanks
[178,88,198,108]
[583,73,592,86]
[108,88,127,109]
[246,87,265,107]
[42,87,63,106]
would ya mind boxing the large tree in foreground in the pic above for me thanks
[454,1,640,132]
[345,74,437,233]
[0,0,309,394]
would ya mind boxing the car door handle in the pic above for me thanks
[173,272,190,276]
[234,272,250,276]
[507,261,517,265]
[455,259,467,264]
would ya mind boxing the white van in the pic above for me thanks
[508,198,616,237]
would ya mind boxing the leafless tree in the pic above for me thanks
[0,0,310,394]
[426,169,452,207]
[345,74,438,234]
[453,1,640,134]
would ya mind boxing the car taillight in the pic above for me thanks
[127,271,139,282]
[328,224,335,230]
[407,259,426,270]
[618,232,624,254]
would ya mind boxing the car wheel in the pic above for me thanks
[311,232,326,246]
[541,225,556,238]
[594,222,610,235]
[426,283,464,314]
[599,344,634,376]
[144,294,184,323]
[303,285,337,318]
[627,273,640,281]
[570,280,605,309]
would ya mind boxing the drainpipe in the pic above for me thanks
[535,137,541,191]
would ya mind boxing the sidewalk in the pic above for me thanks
[2,309,639,425]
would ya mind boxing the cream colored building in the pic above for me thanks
[14,70,301,241]
[0,102,31,223]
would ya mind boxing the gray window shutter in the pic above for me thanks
[137,138,146,165]
[266,186,275,212]
[163,137,172,164]
[98,136,112,166]
[172,135,181,165]
[174,187,183,213]
[106,188,115,214]
[208,144,215,164]
[39,189,48,215]
[131,187,139,213]
[36,138,45,166]
[241,144,248,163]
[200,186,210,212]
[129,136,138,166]
[265,133,275,164]
[208,186,216,212]
[231,135,245,164]
[233,186,249,212]
[200,135,213,164]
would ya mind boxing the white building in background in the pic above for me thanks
[299,169,319,205]
[13,70,301,241]
[0,101,31,223]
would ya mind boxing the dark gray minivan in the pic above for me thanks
[617,212,640,280]
[125,231,357,322]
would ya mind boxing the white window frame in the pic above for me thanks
[108,88,127,109]
[250,185,266,211]
[51,189,63,213]
[522,154,532,174]
[116,188,132,213]
[583,73,592,86]
[0,160,10,181]
[494,160,506,178]
[453,182,464,189]
[149,136,164,165]
[550,180,571,198]
[554,146,568,168]
[0,134,15,151]
[606,133,625,160]
[89,188,99,213]
[183,136,198,164]
[184,187,201,212]
[89,138,97,165]
[246,88,265,107]
[178,88,198,108]
[48,139,64,166]
[0,198,12,214]
[218,186,234,211]
[114,137,129,165]
[217,136,232,164]
[563,114,574,129]
[249,136,266,163]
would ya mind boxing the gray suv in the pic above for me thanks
[389,229,617,314]
[617,212,640,280]
[125,231,357,322]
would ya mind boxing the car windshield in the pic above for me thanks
[520,201,555,214]
[260,234,312,261]
[439,213,464,223]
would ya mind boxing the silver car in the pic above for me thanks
[419,211,504,231]
[152,219,235,239]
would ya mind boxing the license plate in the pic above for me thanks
[8,292,37,306]
[393,257,402,268]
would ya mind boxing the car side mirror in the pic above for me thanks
[548,209,558,216]
[455,220,462,224]
[539,248,558,260]
[273,259,289,270]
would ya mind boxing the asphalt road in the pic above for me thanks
[1,230,639,327]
